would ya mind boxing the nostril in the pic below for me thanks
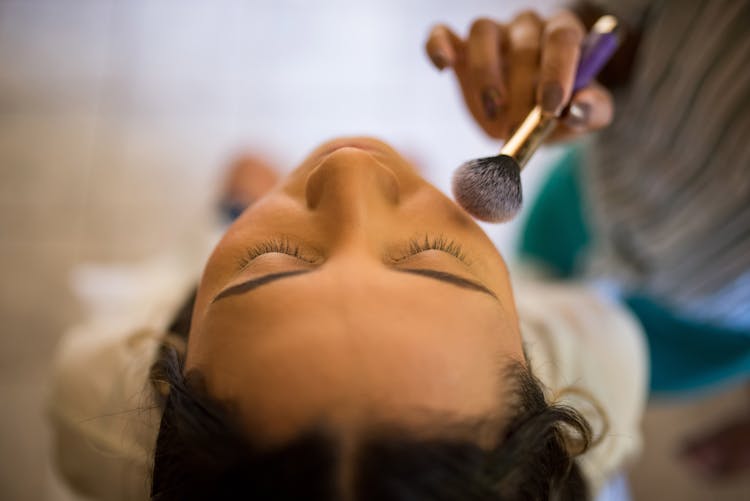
[304,149,400,209]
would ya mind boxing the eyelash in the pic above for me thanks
[238,234,469,269]
[237,237,318,269]
[395,234,469,264]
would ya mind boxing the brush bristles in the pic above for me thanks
[452,155,522,222]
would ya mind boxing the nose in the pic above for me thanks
[305,147,401,224]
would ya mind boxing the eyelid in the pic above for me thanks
[237,234,471,270]
[237,237,321,270]
[391,234,471,265]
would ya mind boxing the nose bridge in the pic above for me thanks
[305,149,400,233]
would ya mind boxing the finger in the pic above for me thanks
[466,18,507,121]
[563,83,614,131]
[537,10,585,116]
[548,82,614,141]
[506,10,543,135]
[425,24,463,70]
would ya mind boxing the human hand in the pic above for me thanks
[425,11,614,141]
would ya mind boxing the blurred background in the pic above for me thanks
[0,0,748,499]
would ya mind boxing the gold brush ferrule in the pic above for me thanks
[499,105,557,169]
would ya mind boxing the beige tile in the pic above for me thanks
[108,0,238,81]
[72,114,229,263]
[0,1,111,79]
[0,202,83,247]
[100,73,241,119]
[76,201,186,262]
[0,242,82,370]
[80,119,227,261]
[45,459,87,501]
[85,115,233,204]
[0,0,111,115]
[0,360,86,501]
[629,385,750,501]
[0,362,52,501]
[0,114,97,206]
[0,76,102,116]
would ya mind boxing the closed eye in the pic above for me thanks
[237,237,320,269]
[237,234,471,271]
[392,234,470,265]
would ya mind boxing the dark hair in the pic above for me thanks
[150,344,592,501]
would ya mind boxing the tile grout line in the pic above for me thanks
[71,0,119,265]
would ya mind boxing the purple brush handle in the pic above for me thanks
[573,27,620,92]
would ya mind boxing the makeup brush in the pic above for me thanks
[453,15,621,222]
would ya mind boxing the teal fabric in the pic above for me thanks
[624,295,750,394]
[519,147,591,279]
[518,147,750,395]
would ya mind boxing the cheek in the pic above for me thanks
[198,234,239,294]
[204,198,301,276]
[482,254,511,292]
[414,185,479,229]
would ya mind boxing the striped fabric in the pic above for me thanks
[583,0,750,329]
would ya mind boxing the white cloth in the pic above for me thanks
[49,259,647,500]
[512,276,648,496]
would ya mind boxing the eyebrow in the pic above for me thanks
[213,270,311,302]
[396,268,497,298]
[212,268,497,303]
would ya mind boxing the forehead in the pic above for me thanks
[186,269,516,443]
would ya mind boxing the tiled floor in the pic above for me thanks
[629,384,750,501]
[0,1,747,500]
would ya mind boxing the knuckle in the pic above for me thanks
[427,24,442,41]
[546,26,583,46]
[433,23,452,37]
[430,24,451,43]
[513,10,542,26]
[551,9,585,30]
[509,27,541,51]
[469,17,496,36]
[425,36,442,54]
[509,12,542,51]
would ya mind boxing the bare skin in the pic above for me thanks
[188,137,525,446]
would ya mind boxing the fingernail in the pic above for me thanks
[541,82,564,115]
[481,87,502,120]
[565,101,591,128]
[431,51,449,70]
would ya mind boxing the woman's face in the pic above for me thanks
[187,137,524,444]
